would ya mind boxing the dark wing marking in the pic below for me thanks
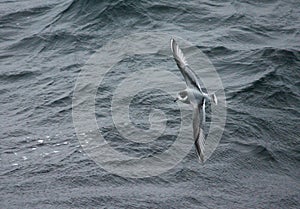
[202,99,206,124]
[170,38,203,93]
[192,104,205,162]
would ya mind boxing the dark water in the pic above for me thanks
[1,0,300,208]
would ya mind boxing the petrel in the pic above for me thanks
[171,38,217,162]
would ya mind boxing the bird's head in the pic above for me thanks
[174,91,189,104]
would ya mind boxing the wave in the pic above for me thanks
[0,5,53,21]
[226,47,299,102]
[0,70,36,81]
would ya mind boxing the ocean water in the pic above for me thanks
[1,0,299,208]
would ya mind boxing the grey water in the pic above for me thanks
[1,0,299,208]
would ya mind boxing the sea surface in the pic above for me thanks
[1,0,299,208]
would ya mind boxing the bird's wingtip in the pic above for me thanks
[170,38,176,51]
[199,152,205,163]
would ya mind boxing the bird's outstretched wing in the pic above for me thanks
[171,38,203,93]
[192,104,205,162]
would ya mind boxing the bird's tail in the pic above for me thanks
[210,93,217,105]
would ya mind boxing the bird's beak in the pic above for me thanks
[174,97,178,102]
